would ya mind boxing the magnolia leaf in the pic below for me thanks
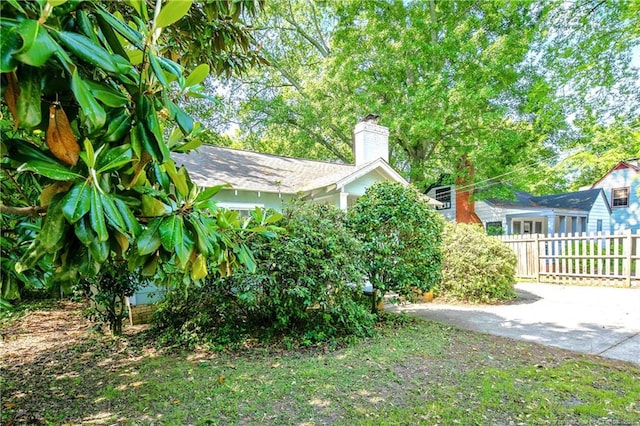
[18,160,83,181]
[185,63,210,87]
[15,20,57,67]
[190,254,207,281]
[141,194,169,217]
[38,194,66,251]
[62,182,91,223]
[155,0,192,29]
[70,70,106,131]
[137,218,162,255]
[158,215,179,252]
[89,186,108,242]
[46,104,80,166]
[16,65,42,129]
[0,25,20,72]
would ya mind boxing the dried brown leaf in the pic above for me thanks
[46,103,80,166]
[4,72,20,129]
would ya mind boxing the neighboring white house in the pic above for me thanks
[427,185,611,236]
[590,159,640,232]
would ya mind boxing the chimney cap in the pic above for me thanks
[363,113,379,123]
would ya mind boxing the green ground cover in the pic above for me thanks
[1,301,638,425]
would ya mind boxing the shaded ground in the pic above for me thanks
[1,300,639,425]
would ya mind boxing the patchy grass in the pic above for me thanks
[1,301,639,425]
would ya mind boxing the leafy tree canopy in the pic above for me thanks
[0,0,279,304]
[192,0,638,194]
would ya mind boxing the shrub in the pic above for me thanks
[153,201,375,347]
[348,182,444,311]
[79,260,143,335]
[439,223,517,303]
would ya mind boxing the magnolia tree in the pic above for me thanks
[0,0,279,312]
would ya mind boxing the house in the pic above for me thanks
[172,118,436,211]
[128,118,438,313]
[427,185,611,236]
[589,159,639,232]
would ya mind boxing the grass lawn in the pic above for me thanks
[1,300,639,425]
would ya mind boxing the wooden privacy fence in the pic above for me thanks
[498,230,640,287]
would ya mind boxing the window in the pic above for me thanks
[512,221,521,234]
[434,187,451,210]
[485,221,503,236]
[612,187,629,207]
[596,219,603,232]
[534,221,543,234]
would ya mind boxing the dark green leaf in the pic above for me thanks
[0,23,20,72]
[57,30,120,73]
[148,51,168,87]
[114,197,142,236]
[71,70,106,131]
[157,56,183,78]
[94,11,131,58]
[15,22,58,67]
[18,160,83,181]
[85,81,129,108]
[137,218,162,255]
[62,181,91,223]
[90,186,108,242]
[74,216,96,246]
[88,238,109,263]
[168,100,194,134]
[96,145,132,173]
[100,192,127,234]
[16,65,42,128]
[134,121,160,161]
[95,6,144,49]
[158,215,179,252]
[38,194,67,251]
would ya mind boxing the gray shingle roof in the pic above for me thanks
[172,145,362,193]
[531,188,605,211]
[487,188,605,212]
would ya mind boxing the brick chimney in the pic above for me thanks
[353,115,389,166]
[455,157,482,224]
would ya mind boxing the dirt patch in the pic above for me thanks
[1,301,153,425]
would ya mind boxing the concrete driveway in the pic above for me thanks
[388,283,640,365]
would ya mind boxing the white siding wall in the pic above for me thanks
[343,172,382,196]
[214,189,291,211]
[474,201,540,232]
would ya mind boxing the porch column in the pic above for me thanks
[339,191,349,210]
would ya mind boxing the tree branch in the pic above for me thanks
[0,204,47,216]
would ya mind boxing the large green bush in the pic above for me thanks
[439,223,517,303]
[348,182,444,311]
[153,202,374,347]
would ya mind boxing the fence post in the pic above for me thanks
[624,229,632,287]
[534,233,540,282]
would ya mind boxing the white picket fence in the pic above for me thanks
[498,230,640,287]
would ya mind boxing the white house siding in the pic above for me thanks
[474,201,541,234]
[214,189,291,211]
[586,193,612,234]
[426,185,456,221]
[592,167,640,232]
[343,171,383,196]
